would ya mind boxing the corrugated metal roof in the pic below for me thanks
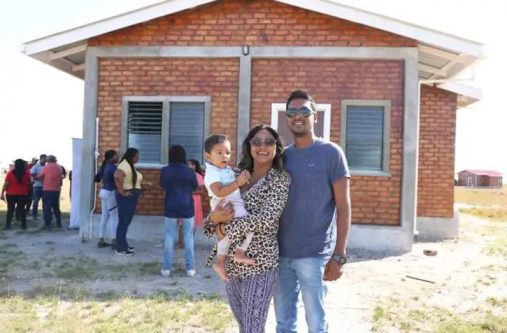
[459,170,503,177]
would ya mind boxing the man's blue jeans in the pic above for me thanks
[274,257,329,333]
[32,186,43,220]
[162,217,194,271]
[42,191,61,227]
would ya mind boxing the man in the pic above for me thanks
[38,155,63,229]
[274,90,351,333]
[30,154,47,221]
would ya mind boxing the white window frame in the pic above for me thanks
[340,99,391,176]
[270,103,331,141]
[121,96,211,169]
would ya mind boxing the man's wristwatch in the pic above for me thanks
[332,254,347,265]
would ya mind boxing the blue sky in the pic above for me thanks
[0,0,505,175]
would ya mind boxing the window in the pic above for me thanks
[271,103,331,147]
[340,100,391,174]
[127,101,163,164]
[121,96,210,167]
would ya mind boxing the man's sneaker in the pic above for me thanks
[186,269,196,277]
[160,269,171,277]
[128,246,135,252]
[115,250,134,256]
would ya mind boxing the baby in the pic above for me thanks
[204,134,255,281]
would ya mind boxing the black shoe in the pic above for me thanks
[128,246,135,252]
[97,240,111,248]
[3,225,11,230]
[115,249,134,256]
[21,225,27,230]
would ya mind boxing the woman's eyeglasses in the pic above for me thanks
[250,138,277,147]
[285,106,315,118]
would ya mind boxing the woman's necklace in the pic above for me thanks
[249,168,270,187]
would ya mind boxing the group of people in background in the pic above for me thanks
[1,154,66,230]
[94,146,204,277]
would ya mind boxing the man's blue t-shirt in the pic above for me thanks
[102,163,117,191]
[160,163,198,218]
[279,138,350,258]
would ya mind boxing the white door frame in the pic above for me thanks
[270,103,331,140]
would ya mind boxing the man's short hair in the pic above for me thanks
[286,90,317,112]
[47,155,57,163]
[40,154,47,160]
[204,134,229,153]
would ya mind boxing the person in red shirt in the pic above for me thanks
[38,155,63,229]
[1,159,31,230]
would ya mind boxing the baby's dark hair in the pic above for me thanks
[204,134,229,153]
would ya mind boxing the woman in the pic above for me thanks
[159,145,198,277]
[1,159,31,230]
[187,159,205,227]
[95,150,119,248]
[204,124,291,333]
[114,148,142,256]
[175,159,205,249]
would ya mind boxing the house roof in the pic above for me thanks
[22,0,483,105]
[459,170,503,177]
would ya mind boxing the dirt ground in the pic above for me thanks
[0,207,506,332]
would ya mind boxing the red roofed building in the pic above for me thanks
[458,170,503,188]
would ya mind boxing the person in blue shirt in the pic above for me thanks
[95,149,119,248]
[274,90,352,333]
[159,145,198,277]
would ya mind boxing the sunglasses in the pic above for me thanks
[286,106,315,118]
[250,137,276,147]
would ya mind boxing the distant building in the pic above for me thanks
[457,170,503,188]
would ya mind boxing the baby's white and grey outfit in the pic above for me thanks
[204,163,253,256]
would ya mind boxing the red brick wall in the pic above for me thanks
[89,0,416,47]
[96,58,238,215]
[251,59,405,225]
[90,0,422,221]
[417,85,457,218]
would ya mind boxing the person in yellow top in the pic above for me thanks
[114,148,143,255]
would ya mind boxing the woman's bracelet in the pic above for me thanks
[218,223,225,235]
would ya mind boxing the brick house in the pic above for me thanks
[458,170,503,188]
[23,0,483,252]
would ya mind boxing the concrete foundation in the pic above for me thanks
[416,210,460,241]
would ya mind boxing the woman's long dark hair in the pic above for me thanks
[13,159,26,184]
[120,148,139,189]
[95,150,117,182]
[188,159,204,177]
[238,124,284,173]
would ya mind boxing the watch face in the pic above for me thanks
[334,255,347,265]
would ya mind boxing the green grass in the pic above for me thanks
[437,313,507,333]
[0,288,234,333]
[484,236,507,259]
[459,207,507,223]
[455,186,507,207]
[372,300,507,333]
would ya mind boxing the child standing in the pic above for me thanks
[204,134,255,281]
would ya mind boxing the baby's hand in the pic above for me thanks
[236,170,251,186]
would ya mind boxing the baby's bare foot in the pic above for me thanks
[213,262,230,281]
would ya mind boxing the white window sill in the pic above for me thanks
[350,170,391,177]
